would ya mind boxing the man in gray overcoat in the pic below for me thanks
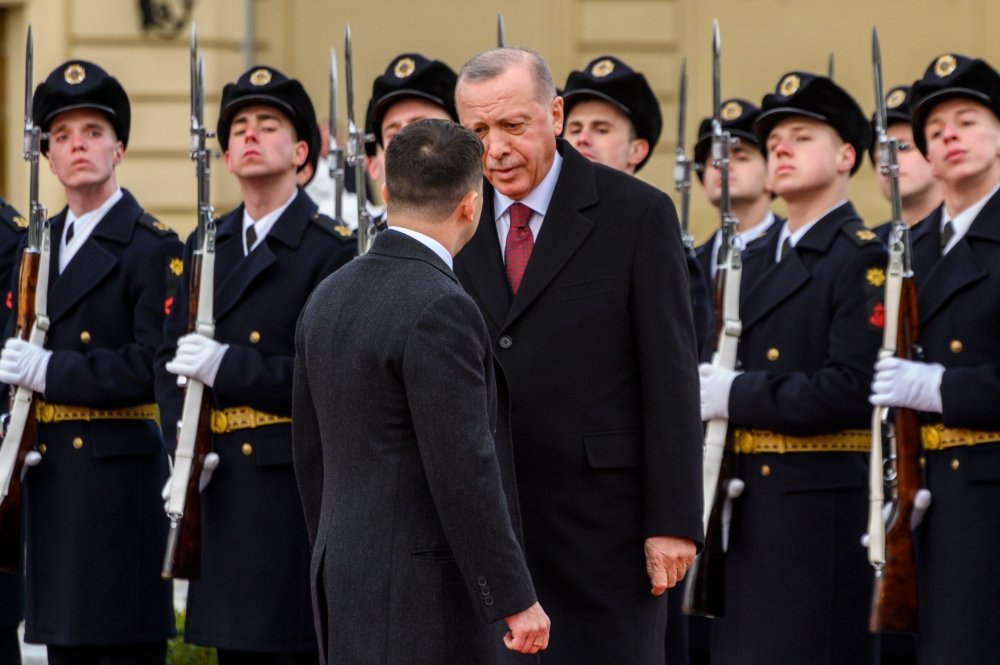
[292,118,549,664]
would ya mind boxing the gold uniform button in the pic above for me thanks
[760,464,771,477]
[919,456,926,469]
[72,437,84,450]
[80,331,91,344]
[38,443,47,454]
[241,443,253,456]
[249,331,261,344]
[766,348,780,361]
[951,458,960,471]
[950,340,963,353]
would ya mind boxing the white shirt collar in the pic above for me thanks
[387,227,453,270]
[493,151,563,222]
[776,199,847,261]
[60,187,123,273]
[242,188,299,254]
[941,182,1000,254]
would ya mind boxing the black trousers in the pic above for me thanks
[0,627,20,665]
[217,649,318,665]
[46,642,166,665]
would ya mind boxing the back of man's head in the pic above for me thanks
[385,119,483,221]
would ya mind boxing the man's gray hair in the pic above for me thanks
[458,48,557,105]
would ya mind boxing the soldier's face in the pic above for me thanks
[876,123,940,205]
[456,61,563,201]
[563,99,647,174]
[765,117,854,200]
[923,98,1000,187]
[380,98,453,147]
[701,143,770,207]
[46,109,123,192]
[224,104,308,181]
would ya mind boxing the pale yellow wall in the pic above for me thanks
[3,0,1000,241]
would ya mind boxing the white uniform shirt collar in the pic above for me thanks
[941,182,1000,254]
[387,227,453,270]
[493,152,563,257]
[776,199,847,262]
[60,187,123,273]
[242,188,298,254]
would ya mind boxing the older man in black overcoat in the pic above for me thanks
[453,48,704,665]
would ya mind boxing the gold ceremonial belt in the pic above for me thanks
[210,407,291,434]
[733,428,871,454]
[36,401,159,424]
[921,424,1000,451]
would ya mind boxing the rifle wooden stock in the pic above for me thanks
[870,277,920,633]
[0,250,41,572]
[162,252,213,580]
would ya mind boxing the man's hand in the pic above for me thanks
[699,363,741,421]
[503,601,550,654]
[0,338,52,393]
[165,333,229,388]
[645,535,696,596]
[869,357,944,413]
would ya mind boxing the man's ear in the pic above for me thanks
[626,139,650,171]
[381,182,389,205]
[458,190,480,222]
[837,142,857,175]
[551,95,565,136]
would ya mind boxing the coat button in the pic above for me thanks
[766,348,779,361]
[80,331,91,344]
[498,335,513,349]
[951,458,960,471]
[949,339,963,353]
[249,331,261,344]
[38,443,47,454]
[72,437,84,450]
[760,464,771,476]
[477,576,488,587]
[484,596,495,606]
[242,443,253,456]
[481,586,491,596]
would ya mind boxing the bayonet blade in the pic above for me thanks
[24,26,33,134]
[345,25,356,131]
[329,49,338,150]
[712,20,721,120]
[677,57,687,153]
[497,12,506,47]
[872,28,887,135]
[828,52,835,80]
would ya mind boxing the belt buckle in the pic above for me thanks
[212,411,229,434]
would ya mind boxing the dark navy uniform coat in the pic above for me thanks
[0,196,26,632]
[909,193,1000,664]
[157,189,355,652]
[711,202,886,665]
[6,190,180,645]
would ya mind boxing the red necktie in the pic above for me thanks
[505,203,534,294]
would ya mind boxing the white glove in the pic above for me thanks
[869,357,944,413]
[700,363,741,421]
[161,451,221,513]
[0,338,52,393]
[19,450,42,481]
[165,334,229,388]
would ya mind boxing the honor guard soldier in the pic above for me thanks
[0,196,26,665]
[562,55,712,368]
[692,99,778,361]
[699,72,886,664]
[362,53,459,232]
[0,61,181,664]
[870,53,1000,665]
[868,85,943,242]
[156,66,356,664]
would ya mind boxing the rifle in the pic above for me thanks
[328,48,345,224]
[683,19,743,618]
[345,24,374,255]
[0,26,52,573]
[866,27,919,633]
[673,57,695,253]
[497,12,506,47]
[162,24,217,580]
